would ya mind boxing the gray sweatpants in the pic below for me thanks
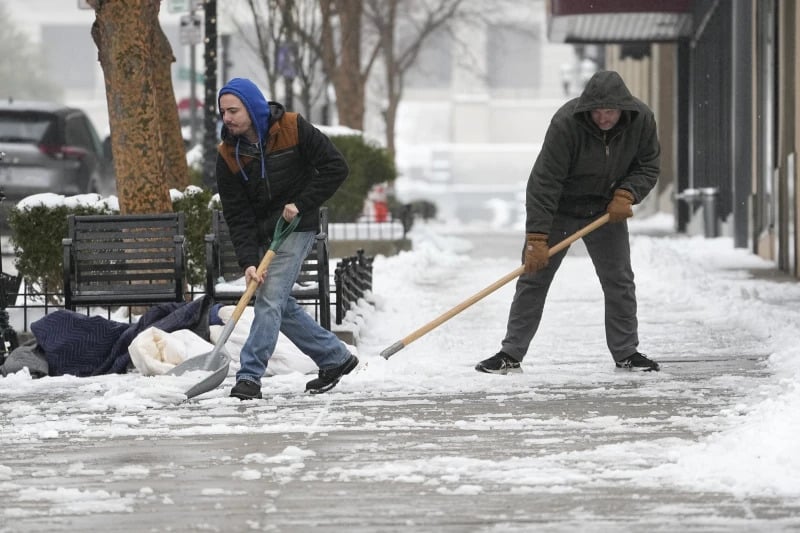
[501,215,638,363]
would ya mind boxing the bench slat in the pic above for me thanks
[63,213,186,311]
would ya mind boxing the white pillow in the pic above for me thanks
[129,327,214,376]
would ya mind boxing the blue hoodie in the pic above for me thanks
[218,78,271,181]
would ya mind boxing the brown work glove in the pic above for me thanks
[606,189,635,223]
[524,233,549,274]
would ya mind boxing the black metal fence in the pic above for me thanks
[0,271,21,354]
[5,277,124,334]
[327,204,414,241]
[334,250,374,325]
[3,264,375,333]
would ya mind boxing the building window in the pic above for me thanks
[487,23,541,91]
[405,29,452,89]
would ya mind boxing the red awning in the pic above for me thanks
[547,0,693,43]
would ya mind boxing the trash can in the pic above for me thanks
[699,187,720,238]
[676,187,720,238]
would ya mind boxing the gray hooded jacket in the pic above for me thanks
[525,70,660,234]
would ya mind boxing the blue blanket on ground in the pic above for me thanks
[31,296,212,377]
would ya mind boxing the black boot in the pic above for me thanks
[230,380,262,400]
[305,354,359,394]
[475,351,522,374]
[615,352,660,372]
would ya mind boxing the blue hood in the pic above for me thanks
[218,78,271,145]
[218,78,271,182]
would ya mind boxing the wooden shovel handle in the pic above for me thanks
[227,215,302,325]
[380,214,610,359]
[229,249,276,324]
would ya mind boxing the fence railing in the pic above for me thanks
[4,278,331,331]
[328,204,413,241]
[3,253,377,333]
[5,276,134,333]
[334,250,374,325]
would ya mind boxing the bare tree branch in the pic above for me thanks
[366,0,470,158]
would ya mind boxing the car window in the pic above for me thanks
[0,111,53,143]
[65,114,96,153]
[66,113,105,156]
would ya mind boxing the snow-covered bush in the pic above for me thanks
[170,186,219,286]
[9,194,116,301]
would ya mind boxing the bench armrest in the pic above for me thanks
[62,237,74,310]
[205,233,218,299]
[173,235,186,302]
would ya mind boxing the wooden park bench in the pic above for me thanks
[62,213,186,312]
[204,207,332,330]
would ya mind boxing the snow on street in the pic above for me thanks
[1,214,800,531]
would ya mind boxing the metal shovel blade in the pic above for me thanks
[164,216,301,399]
[166,344,231,400]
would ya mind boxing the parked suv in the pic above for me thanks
[0,100,116,205]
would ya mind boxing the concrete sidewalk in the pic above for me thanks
[3,354,798,532]
[3,229,800,532]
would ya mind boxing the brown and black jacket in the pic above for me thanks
[216,102,348,270]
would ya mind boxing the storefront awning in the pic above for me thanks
[547,0,693,43]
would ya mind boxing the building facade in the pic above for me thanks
[548,0,800,278]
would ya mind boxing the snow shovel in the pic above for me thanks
[167,215,301,399]
[380,213,610,359]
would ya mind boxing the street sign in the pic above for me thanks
[177,67,205,83]
[180,14,203,46]
[168,0,190,13]
[169,0,204,13]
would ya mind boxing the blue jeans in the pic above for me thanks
[236,230,350,386]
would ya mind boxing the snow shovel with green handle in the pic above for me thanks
[167,215,301,399]
[380,213,610,359]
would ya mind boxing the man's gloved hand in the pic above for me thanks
[524,233,549,274]
[606,189,635,223]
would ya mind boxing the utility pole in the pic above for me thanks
[202,0,218,191]
[188,5,198,146]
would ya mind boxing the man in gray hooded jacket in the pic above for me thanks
[476,70,661,374]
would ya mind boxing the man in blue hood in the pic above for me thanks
[476,70,662,375]
[216,77,356,400]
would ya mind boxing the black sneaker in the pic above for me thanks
[306,354,359,394]
[230,380,262,400]
[475,351,522,375]
[616,352,660,372]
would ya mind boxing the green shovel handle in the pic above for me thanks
[237,214,302,318]
[269,214,301,251]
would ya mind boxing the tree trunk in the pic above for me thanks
[153,27,191,191]
[367,0,467,160]
[319,0,374,130]
[384,88,400,160]
[379,0,398,160]
[89,0,183,214]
